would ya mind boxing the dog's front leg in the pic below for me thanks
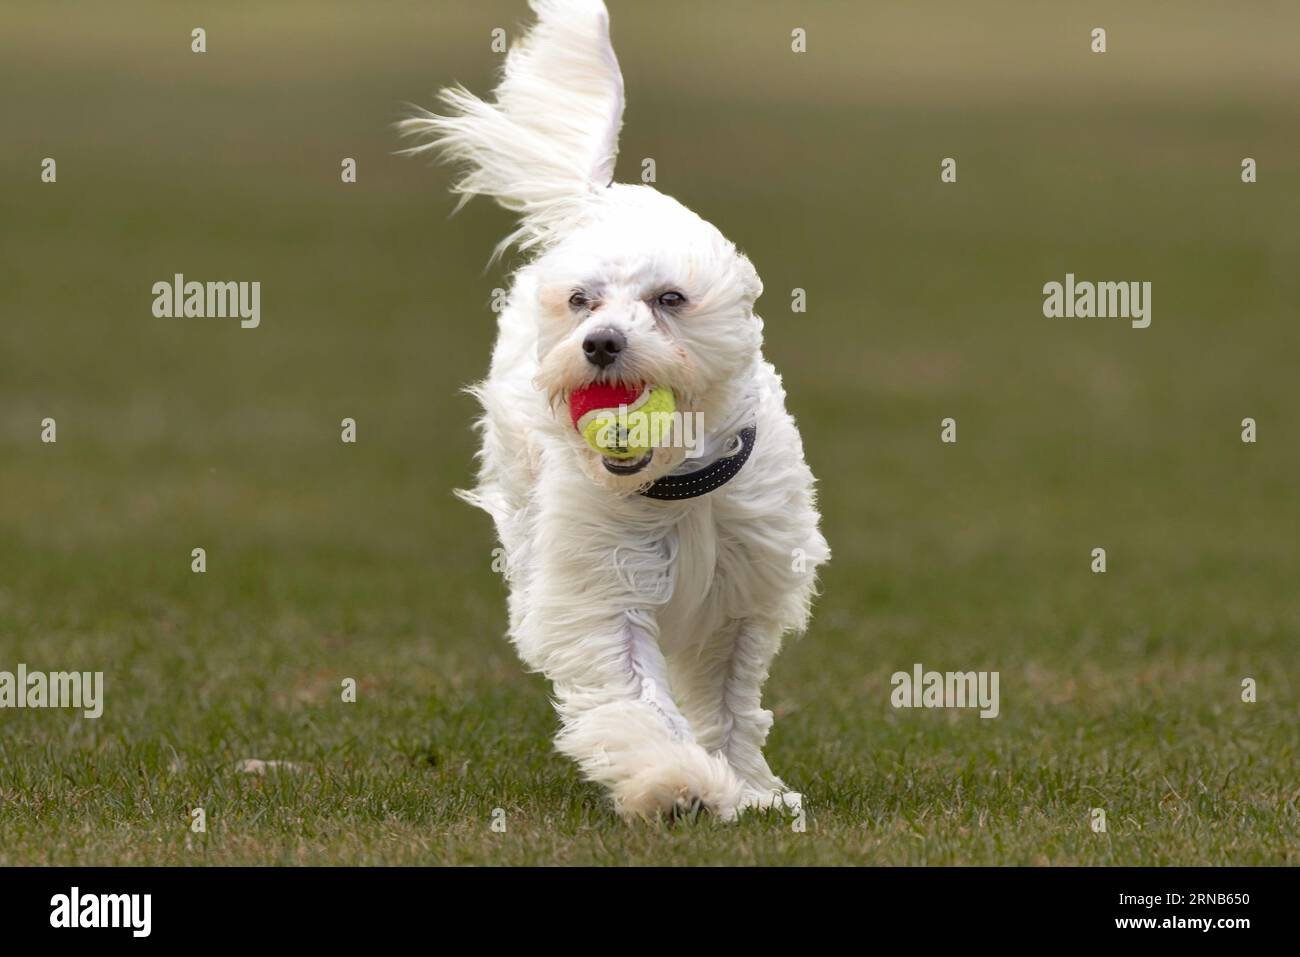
[546,608,747,821]
[669,618,802,815]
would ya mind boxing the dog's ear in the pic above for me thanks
[400,0,624,260]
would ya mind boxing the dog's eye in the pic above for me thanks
[656,291,686,308]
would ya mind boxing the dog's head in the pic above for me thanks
[401,0,763,491]
[530,188,762,489]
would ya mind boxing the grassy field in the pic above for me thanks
[0,0,1297,865]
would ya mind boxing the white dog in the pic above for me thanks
[402,0,829,821]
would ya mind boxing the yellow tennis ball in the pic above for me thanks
[572,383,676,459]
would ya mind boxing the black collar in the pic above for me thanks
[639,426,757,501]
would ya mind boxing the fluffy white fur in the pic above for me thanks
[402,0,829,821]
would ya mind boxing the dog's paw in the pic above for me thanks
[668,795,708,824]
[737,788,804,817]
[609,749,746,823]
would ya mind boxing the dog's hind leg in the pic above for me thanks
[545,609,748,822]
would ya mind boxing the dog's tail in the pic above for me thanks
[399,0,624,261]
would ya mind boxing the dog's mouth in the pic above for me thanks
[601,451,653,475]
[567,380,676,481]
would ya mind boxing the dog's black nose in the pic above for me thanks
[582,327,625,368]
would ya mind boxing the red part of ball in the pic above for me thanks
[568,381,644,429]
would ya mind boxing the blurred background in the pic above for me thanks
[0,1,1296,864]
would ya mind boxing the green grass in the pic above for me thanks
[0,0,1296,865]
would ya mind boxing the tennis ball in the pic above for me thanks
[569,382,676,459]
